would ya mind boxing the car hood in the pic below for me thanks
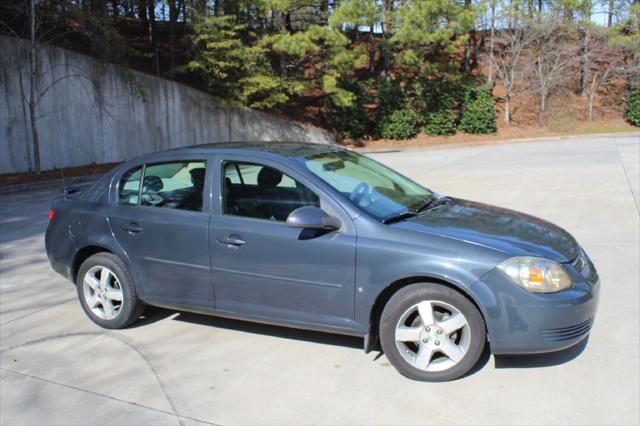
[394,198,580,263]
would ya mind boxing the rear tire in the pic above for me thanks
[76,252,144,329]
[379,283,486,381]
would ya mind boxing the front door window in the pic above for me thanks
[222,162,319,221]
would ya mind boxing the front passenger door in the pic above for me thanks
[210,158,358,332]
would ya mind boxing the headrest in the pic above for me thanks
[257,167,282,189]
[143,175,163,192]
[190,168,206,188]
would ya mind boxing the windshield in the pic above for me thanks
[297,150,433,221]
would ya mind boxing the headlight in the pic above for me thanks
[497,257,573,293]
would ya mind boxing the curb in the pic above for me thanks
[0,175,100,195]
[355,131,640,154]
[1,132,637,193]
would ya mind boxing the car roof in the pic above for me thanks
[158,141,344,159]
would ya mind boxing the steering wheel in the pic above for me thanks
[141,191,165,207]
[349,182,370,205]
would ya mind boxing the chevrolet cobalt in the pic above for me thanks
[45,142,599,381]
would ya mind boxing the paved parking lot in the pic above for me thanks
[1,134,639,425]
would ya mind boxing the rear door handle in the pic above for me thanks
[217,235,246,247]
[121,222,143,234]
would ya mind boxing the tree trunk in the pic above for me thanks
[29,0,41,173]
[28,92,41,174]
[539,90,546,124]
[320,0,329,25]
[148,0,156,43]
[607,0,614,27]
[138,0,148,29]
[381,0,393,78]
[275,12,287,78]
[214,0,223,17]
[488,0,495,84]
[126,0,135,18]
[179,0,186,27]
[580,26,589,97]
[587,73,597,121]
[563,5,573,22]
[509,0,517,30]
[369,24,375,75]
[463,0,472,76]
[284,12,292,32]
[537,0,543,22]
[169,0,177,69]
[195,0,206,15]
[537,56,545,124]
[147,0,157,74]
[91,0,106,15]
[504,94,511,124]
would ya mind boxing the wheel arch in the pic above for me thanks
[366,275,489,352]
[71,245,114,283]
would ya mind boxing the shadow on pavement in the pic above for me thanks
[133,306,589,372]
[460,342,492,378]
[132,306,177,327]
[136,306,364,350]
[494,337,589,369]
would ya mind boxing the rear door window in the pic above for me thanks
[118,166,142,205]
[141,161,207,212]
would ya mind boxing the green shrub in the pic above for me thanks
[413,80,457,113]
[626,88,640,127]
[330,104,369,140]
[412,79,457,136]
[375,80,407,120]
[379,105,422,140]
[326,80,370,140]
[458,87,497,134]
[375,80,409,137]
[422,109,456,136]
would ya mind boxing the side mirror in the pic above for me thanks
[286,206,341,230]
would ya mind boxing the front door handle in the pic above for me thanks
[121,222,143,234]
[217,235,246,247]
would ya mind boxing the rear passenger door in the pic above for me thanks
[210,155,358,332]
[109,156,214,310]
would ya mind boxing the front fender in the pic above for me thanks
[353,221,506,334]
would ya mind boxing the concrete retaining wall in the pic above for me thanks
[0,36,334,173]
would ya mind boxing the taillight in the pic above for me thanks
[49,207,54,221]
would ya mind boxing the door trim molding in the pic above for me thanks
[144,256,210,270]
[211,266,343,288]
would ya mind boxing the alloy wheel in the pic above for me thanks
[82,265,124,320]
[394,300,470,372]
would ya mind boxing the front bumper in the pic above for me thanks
[475,257,600,355]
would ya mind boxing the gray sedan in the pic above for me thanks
[45,142,600,381]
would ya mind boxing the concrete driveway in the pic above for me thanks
[1,134,638,426]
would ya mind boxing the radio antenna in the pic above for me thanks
[61,165,68,199]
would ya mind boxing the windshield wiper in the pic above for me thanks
[414,196,451,213]
[382,211,417,224]
[383,196,452,225]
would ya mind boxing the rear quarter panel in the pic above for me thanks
[46,173,144,296]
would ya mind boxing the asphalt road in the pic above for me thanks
[1,134,639,426]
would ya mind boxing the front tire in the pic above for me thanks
[380,283,486,381]
[76,252,144,329]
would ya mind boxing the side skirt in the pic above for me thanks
[142,298,365,340]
